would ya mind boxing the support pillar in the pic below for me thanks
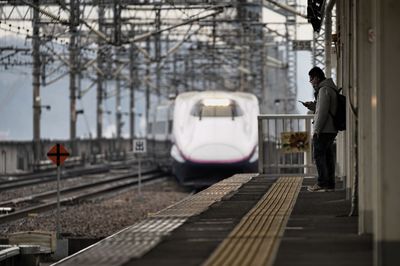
[372,0,400,264]
[129,43,136,142]
[32,0,41,163]
[69,0,79,155]
[356,0,373,234]
[96,4,105,140]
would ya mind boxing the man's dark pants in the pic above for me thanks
[312,133,337,188]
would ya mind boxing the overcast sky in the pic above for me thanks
[0,2,314,141]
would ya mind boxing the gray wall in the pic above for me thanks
[0,138,132,174]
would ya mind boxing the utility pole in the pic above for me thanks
[165,34,170,96]
[201,52,207,91]
[284,0,298,113]
[257,0,266,104]
[32,0,41,164]
[184,55,189,91]
[173,53,177,95]
[212,14,216,90]
[69,0,79,155]
[190,52,194,90]
[129,42,136,142]
[145,38,150,135]
[325,0,336,78]
[155,7,161,101]
[96,3,105,139]
[114,1,122,141]
[260,38,267,108]
[237,1,247,92]
[115,64,122,140]
[252,0,264,98]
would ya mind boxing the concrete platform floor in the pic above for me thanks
[124,176,276,266]
[123,176,373,266]
[274,179,373,266]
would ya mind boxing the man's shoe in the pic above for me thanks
[325,186,335,192]
[307,183,328,192]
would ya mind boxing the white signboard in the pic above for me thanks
[292,40,312,51]
[133,139,147,154]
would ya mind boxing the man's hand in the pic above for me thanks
[302,101,316,112]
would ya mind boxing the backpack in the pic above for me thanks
[328,87,346,131]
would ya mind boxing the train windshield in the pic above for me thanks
[190,99,243,119]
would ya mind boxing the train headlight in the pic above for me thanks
[171,145,185,163]
[203,98,231,106]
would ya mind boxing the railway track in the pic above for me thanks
[0,169,167,224]
[0,158,154,191]
[0,165,111,191]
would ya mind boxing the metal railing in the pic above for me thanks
[258,114,316,176]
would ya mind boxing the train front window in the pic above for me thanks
[190,100,243,118]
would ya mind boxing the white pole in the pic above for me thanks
[56,165,61,239]
[138,156,142,196]
[305,118,312,175]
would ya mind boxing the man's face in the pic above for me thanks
[309,75,319,89]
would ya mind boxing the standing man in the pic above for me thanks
[306,67,338,192]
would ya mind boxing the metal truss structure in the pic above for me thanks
[313,25,325,69]
[312,4,336,76]
[0,0,306,159]
[284,0,297,113]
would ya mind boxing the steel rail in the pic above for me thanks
[0,165,111,191]
[0,168,159,207]
[0,157,155,191]
[0,171,166,224]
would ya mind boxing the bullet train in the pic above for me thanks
[170,91,259,186]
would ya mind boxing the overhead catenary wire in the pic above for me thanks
[0,0,299,140]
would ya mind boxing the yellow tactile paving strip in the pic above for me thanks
[203,176,303,266]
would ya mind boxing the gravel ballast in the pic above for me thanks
[0,178,190,238]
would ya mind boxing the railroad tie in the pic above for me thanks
[203,176,303,266]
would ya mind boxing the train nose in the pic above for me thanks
[188,144,245,163]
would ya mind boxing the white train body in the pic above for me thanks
[171,91,259,185]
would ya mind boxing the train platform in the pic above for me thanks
[52,174,372,266]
